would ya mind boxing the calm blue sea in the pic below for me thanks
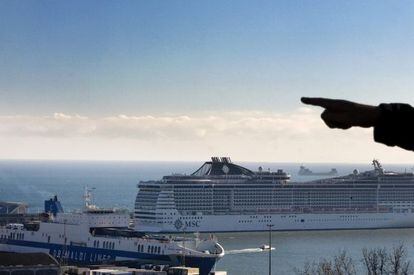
[1,160,414,274]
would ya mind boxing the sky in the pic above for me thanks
[1,1,414,163]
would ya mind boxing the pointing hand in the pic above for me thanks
[301,97,380,129]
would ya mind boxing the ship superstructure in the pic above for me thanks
[0,190,224,275]
[134,157,414,233]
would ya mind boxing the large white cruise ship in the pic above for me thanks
[134,157,414,233]
[0,191,224,275]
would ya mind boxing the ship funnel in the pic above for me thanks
[44,195,64,216]
[220,157,231,163]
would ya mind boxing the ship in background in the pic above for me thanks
[134,157,414,233]
[298,165,338,176]
[0,189,224,275]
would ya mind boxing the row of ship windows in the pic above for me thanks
[0,233,24,240]
[173,204,380,209]
[229,193,377,195]
[41,232,55,244]
[93,240,115,250]
[172,191,377,194]
[230,196,378,199]
[170,200,414,206]
[135,212,177,215]
[154,182,414,185]
[300,218,389,222]
[233,200,377,205]
[229,207,376,211]
[174,190,414,192]
[137,244,162,254]
[179,216,202,220]
[248,215,273,219]
[234,202,378,205]
[88,216,125,219]
[249,215,284,219]
[232,200,375,204]
[239,220,272,223]
[172,191,414,195]
[236,217,390,223]
[174,198,383,202]
[138,197,414,204]
[155,212,177,215]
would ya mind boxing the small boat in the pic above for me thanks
[260,244,271,250]
[298,166,338,176]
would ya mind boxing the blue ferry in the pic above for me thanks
[0,190,224,275]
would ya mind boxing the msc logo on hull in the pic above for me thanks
[174,219,200,230]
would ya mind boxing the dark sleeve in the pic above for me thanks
[374,103,414,151]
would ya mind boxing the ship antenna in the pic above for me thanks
[84,186,90,209]
[84,186,96,210]
[372,159,384,174]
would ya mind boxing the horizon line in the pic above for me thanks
[0,158,411,165]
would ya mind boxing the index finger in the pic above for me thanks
[301,97,353,111]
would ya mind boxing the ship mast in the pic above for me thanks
[372,159,384,174]
[83,186,96,210]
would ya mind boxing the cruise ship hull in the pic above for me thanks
[135,158,414,234]
[136,212,414,233]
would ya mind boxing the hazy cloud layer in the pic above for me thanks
[0,108,322,140]
[0,109,412,163]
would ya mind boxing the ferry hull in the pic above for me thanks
[0,239,217,275]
